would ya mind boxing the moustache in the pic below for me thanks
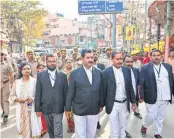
[88,61,93,64]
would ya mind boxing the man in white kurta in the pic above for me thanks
[142,64,171,136]
[140,49,173,138]
[109,66,128,138]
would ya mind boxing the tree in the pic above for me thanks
[1,0,47,49]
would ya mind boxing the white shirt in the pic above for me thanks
[48,69,56,87]
[131,69,136,96]
[84,66,92,85]
[113,66,126,101]
[153,64,171,101]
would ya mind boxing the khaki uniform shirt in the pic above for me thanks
[5,57,17,73]
[0,62,13,83]
[100,56,113,68]
[57,57,66,71]
[28,61,38,76]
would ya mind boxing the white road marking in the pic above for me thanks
[0,123,16,133]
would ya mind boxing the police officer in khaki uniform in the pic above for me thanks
[131,50,142,69]
[101,47,113,68]
[26,50,38,76]
[58,49,67,71]
[56,50,63,70]
[3,49,18,79]
[0,49,14,123]
[72,52,78,69]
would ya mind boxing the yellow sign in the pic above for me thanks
[126,26,134,40]
[116,25,122,35]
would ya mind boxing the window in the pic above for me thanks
[50,24,59,28]
[43,32,49,35]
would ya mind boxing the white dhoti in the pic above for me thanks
[109,102,129,138]
[74,114,98,138]
[143,100,169,135]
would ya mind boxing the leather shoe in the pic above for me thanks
[3,115,8,123]
[154,134,163,139]
[97,122,101,129]
[125,130,132,138]
[134,112,143,119]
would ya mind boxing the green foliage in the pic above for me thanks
[1,0,48,47]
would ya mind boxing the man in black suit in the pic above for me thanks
[35,54,68,138]
[124,55,142,118]
[123,54,142,138]
[103,51,136,138]
[140,49,174,138]
[65,49,104,138]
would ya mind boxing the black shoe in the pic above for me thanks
[134,112,143,119]
[154,134,163,139]
[3,115,8,123]
[1,111,4,117]
[125,131,132,138]
[97,122,101,129]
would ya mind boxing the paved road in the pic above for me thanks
[1,102,174,138]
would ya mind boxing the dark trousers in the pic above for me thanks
[44,113,63,138]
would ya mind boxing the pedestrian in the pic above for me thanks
[131,50,142,68]
[65,49,104,138]
[64,58,75,133]
[26,50,38,76]
[38,53,46,65]
[73,47,79,54]
[9,62,42,138]
[56,50,63,70]
[102,47,113,68]
[143,52,150,65]
[58,48,67,70]
[3,49,18,79]
[124,54,142,118]
[72,52,78,69]
[35,54,68,138]
[123,54,142,138]
[103,51,137,138]
[140,49,174,138]
[76,55,82,67]
[168,50,174,74]
[0,49,14,123]
[93,50,105,71]
[35,63,48,135]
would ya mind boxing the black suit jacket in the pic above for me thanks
[103,66,136,114]
[35,70,68,114]
[140,62,174,104]
[131,67,140,101]
[97,63,105,71]
[65,66,104,116]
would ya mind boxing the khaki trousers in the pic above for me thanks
[0,82,10,115]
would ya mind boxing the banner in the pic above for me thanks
[126,26,134,40]
[116,25,122,35]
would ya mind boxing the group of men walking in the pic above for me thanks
[1,47,174,139]
[35,48,173,139]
